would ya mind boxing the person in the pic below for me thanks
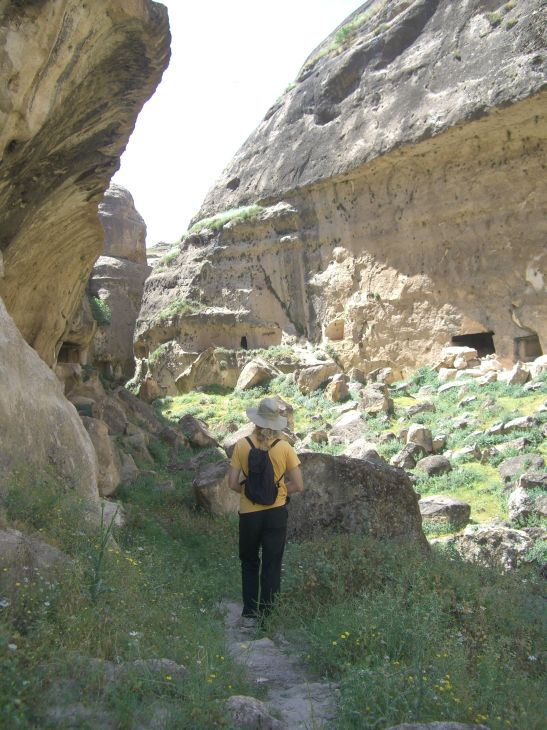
[228,397,304,628]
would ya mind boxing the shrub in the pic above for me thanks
[188,204,263,235]
[88,295,112,326]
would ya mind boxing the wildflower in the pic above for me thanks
[332,640,337,646]
[0,599,10,609]
[8,643,17,651]
[165,675,172,681]
[527,655,537,662]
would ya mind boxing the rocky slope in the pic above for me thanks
[88,184,150,381]
[138,0,545,384]
[0,0,170,367]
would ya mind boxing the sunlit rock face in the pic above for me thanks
[87,185,151,381]
[0,0,170,366]
[142,0,544,374]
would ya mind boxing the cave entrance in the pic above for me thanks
[451,332,495,358]
[58,342,82,363]
[240,336,248,350]
[514,334,542,362]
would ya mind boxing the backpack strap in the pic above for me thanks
[240,436,256,483]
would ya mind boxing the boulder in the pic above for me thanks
[0,299,99,512]
[348,367,366,384]
[415,455,452,477]
[438,368,457,383]
[517,471,547,490]
[100,500,125,529]
[508,487,535,523]
[419,495,470,525]
[310,430,329,444]
[436,346,478,370]
[288,452,427,546]
[81,417,122,497]
[325,373,349,402]
[193,460,239,515]
[223,424,255,458]
[390,443,427,470]
[119,452,139,483]
[498,361,530,385]
[235,357,280,390]
[328,409,365,445]
[529,354,547,379]
[455,524,532,571]
[343,439,382,462]
[406,424,433,454]
[0,527,68,573]
[224,695,283,730]
[121,431,154,465]
[367,366,402,385]
[406,401,436,417]
[296,362,340,394]
[432,434,447,453]
[178,414,218,448]
[360,384,393,415]
[498,454,545,485]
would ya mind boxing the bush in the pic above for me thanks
[88,295,112,326]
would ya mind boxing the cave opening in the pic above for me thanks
[514,334,542,362]
[451,332,495,357]
[58,342,82,363]
[240,335,248,350]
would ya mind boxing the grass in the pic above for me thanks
[151,299,203,326]
[187,204,264,235]
[1,466,251,729]
[88,295,112,326]
[154,247,180,272]
[2,362,545,728]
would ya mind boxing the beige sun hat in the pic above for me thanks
[246,397,287,430]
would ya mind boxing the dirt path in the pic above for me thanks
[223,601,337,729]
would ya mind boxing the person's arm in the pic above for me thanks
[285,465,304,494]
[228,466,243,493]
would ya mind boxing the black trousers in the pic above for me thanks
[239,505,288,618]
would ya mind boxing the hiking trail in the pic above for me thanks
[222,601,337,728]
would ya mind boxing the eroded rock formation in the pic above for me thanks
[88,184,151,380]
[138,0,545,382]
[0,0,170,508]
[0,0,170,366]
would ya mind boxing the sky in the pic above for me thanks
[113,0,363,246]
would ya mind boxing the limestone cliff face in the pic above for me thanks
[140,0,545,373]
[88,184,150,381]
[0,298,99,509]
[0,0,170,366]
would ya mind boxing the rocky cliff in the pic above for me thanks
[0,0,170,366]
[88,184,150,381]
[0,1,170,506]
[138,0,545,379]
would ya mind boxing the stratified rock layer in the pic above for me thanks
[141,0,545,376]
[0,0,170,366]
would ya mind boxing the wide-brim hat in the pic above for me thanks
[246,397,287,430]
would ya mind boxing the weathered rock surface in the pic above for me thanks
[0,0,170,366]
[419,495,470,525]
[454,524,532,571]
[385,724,489,730]
[288,452,427,545]
[415,455,452,476]
[86,185,151,381]
[140,0,545,378]
[0,527,68,573]
[235,357,281,390]
[0,298,99,510]
[193,460,239,515]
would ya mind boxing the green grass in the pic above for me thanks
[88,295,112,326]
[269,535,546,729]
[187,204,264,235]
[1,467,251,729]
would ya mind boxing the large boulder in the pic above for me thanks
[328,409,366,445]
[360,384,394,415]
[325,373,349,402]
[296,362,340,394]
[0,298,99,512]
[415,455,452,477]
[419,495,470,525]
[0,527,68,573]
[406,424,433,454]
[454,524,532,571]
[179,414,218,448]
[288,452,427,546]
[498,454,545,485]
[235,357,281,390]
[0,0,170,366]
[193,460,239,515]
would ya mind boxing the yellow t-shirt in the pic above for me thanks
[230,435,301,514]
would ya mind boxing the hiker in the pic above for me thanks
[228,397,304,627]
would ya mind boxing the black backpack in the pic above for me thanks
[241,437,281,505]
